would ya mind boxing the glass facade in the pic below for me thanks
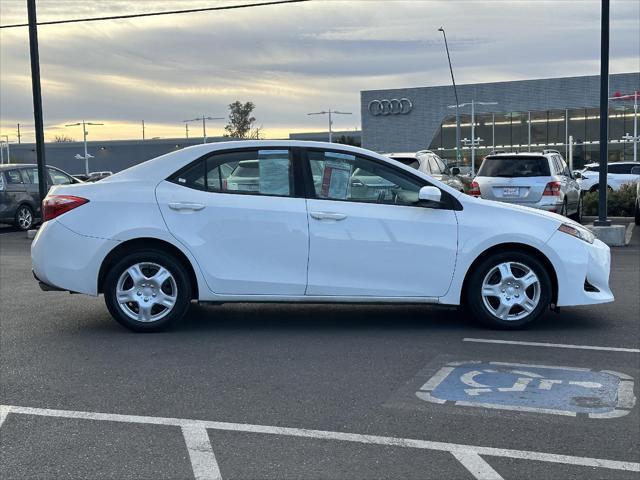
[428,107,639,169]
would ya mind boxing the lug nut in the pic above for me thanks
[515,294,520,298]
[137,291,141,296]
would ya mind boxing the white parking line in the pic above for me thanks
[451,451,504,480]
[1,404,638,479]
[463,338,640,353]
[181,425,222,480]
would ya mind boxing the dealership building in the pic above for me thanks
[361,72,639,168]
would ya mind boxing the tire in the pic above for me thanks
[465,251,552,329]
[569,195,582,223]
[14,204,34,231]
[635,198,640,226]
[103,249,192,332]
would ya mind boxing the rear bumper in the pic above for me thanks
[31,220,118,296]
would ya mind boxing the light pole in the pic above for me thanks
[307,109,352,143]
[438,27,461,162]
[610,90,639,162]
[448,100,497,175]
[183,115,223,144]
[1,135,9,163]
[65,120,104,175]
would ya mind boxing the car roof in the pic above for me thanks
[584,161,636,166]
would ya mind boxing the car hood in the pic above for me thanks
[467,195,578,227]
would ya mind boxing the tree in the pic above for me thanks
[224,101,260,139]
[53,134,74,143]
[334,135,360,147]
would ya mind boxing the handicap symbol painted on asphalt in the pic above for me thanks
[416,361,636,418]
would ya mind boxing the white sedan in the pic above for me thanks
[32,141,613,332]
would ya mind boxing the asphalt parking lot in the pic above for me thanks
[1,224,639,480]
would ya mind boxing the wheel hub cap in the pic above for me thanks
[481,261,541,321]
[116,262,177,323]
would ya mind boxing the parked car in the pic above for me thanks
[470,152,582,221]
[32,141,612,332]
[86,171,113,182]
[576,161,640,192]
[385,151,465,192]
[633,165,640,226]
[0,164,81,230]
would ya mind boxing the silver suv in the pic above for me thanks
[385,151,465,192]
[470,152,582,221]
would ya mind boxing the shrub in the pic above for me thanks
[582,183,638,217]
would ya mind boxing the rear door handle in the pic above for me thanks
[310,211,347,221]
[169,202,205,211]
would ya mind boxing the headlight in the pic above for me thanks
[558,223,595,244]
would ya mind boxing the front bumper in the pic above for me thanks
[545,230,614,306]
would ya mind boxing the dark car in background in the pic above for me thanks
[0,164,81,230]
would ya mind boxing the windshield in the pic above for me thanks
[477,156,550,177]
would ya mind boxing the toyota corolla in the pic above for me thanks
[32,141,613,332]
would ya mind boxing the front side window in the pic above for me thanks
[172,149,293,197]
[308,150,423,206]
[608,163,631,174]
[48,168,72,185]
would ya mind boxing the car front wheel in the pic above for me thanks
[465,251,552,328]
[104,250,192,332]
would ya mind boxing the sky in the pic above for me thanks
[0,0,639,143]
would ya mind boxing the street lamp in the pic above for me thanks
[448,100,498,175]
[438,27,461,162]
[0,135,9,163]
[307,109,352,143]
[610,90,639,162]
[183,115,223,144]
[65,120,104,175]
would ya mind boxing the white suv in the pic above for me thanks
[577,161,640,192]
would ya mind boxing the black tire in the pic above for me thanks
[103,249,192,332]
[465,251,552,329]
[635,198,640,226]
[14,204,34,231]
[569,195,582,223]
[560,199,568,217]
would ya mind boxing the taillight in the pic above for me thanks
[468,181,481,197]
[543,181,561,196]
[42,195,89,222]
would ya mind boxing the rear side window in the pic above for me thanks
[22,168,39,184]
[477,157,551,177]
[5,169,24,184]
[170,149,294,197]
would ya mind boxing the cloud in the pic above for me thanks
[1,0,638,142]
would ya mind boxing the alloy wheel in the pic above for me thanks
[17,207,33,230]
[481,261,541,321]
[115,262,178,322]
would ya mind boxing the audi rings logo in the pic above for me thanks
[368,98,413,116]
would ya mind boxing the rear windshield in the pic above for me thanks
[477,157,550,177]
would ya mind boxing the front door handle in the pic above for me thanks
[310,211,347,221]
[169,202,205,211]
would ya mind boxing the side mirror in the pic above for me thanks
[573,171,582,179]
[418,185,441,204]
[451,167,460,176]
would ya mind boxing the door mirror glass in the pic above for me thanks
[418,185,441,204]
[572,171,582,179]
[451,167,461,176]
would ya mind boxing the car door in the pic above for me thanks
[156,147,309,296]
[303,148,458,298]
[558,156,580,209]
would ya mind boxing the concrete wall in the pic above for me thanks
[361,72,640,153]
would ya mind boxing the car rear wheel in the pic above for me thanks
[465,251,552,328]
[569,196,582,223]
[104,250,192,332]
[14,205,34,231]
